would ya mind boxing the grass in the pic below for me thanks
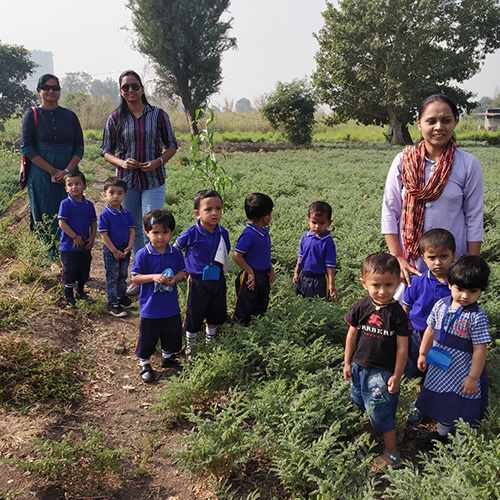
[0,336,83,410]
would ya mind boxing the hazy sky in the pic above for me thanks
[2,0,499,106]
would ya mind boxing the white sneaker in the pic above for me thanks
[126,282,141,296]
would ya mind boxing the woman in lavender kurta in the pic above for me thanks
[382,94,483,289]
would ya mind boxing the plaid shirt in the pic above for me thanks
[102,105,177,190]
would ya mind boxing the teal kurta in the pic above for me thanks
[20,106,84,258]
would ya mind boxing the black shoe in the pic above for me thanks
[108,303,127,318]
[118,295,133,309]
[416,431,449,449]
[76,292,93,302]
[139,364,155,383]
[65,297,76,309]
[161,355,182,369]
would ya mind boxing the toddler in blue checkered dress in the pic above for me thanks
[415,255,490,448]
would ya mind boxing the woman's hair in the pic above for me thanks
[143,209,175,232]
[418,94,459,123]
[116,70,149,148]
[361,252,400,278]
[448,255,490,290]
[36,74,60,90]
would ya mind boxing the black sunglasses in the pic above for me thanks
[40,84,61,91]
[121,83,141,92]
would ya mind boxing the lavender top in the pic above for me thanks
[381,147,483,270]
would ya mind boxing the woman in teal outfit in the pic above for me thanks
[20,74,84,261]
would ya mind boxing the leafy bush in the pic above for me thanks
[260,78,316,145]
[0,143,20,213]
[5,427,129,496]
[0,336,82,409]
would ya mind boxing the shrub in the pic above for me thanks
[0,336,82,409]
[5,427,129,496]
[260,79,316,146]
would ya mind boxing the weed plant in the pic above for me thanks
[5,427,129,496]
[0,142,21,213]
[0,336,82,409]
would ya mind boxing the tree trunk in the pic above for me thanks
[388,108,414,146]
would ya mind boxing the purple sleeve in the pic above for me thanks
[130,249,144,275]
[174,247,186,273]
[58,199,68,220]
[325,237,336,268]
[127,211,135,228]
[381,153,403,235]
[175,228,190,250]
[402,283,415,307]
[98,211,109,233]
[234,230,252,254]
[462,154,484,242]
[298,233,306,259]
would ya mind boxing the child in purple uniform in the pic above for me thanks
[174,190,231,360]
[293,201,337,300]
[99,177,135,318]
[416,255,490,448]
[232,193,275,324]
[402,228,455,423]
[58,171,97,308]
[131,210,187,383]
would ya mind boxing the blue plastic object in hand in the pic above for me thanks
[154,268,174,293]
[426,346,451,371]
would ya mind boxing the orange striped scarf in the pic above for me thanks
[401,138,456,262]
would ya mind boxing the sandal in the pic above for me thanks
[370,449,400,472]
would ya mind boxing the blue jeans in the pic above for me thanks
[103,246,131,304]
[350,362,399,433]
[122,184,166,256]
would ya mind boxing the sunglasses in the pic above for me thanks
[121,83,141,92]
[40,84,61,91]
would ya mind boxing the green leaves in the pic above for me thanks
[313,0,500,144]
[261,79,316,146]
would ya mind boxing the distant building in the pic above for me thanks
[485,108,500,132]
[25,50,54,91]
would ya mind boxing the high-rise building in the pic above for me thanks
[25,50,54,91]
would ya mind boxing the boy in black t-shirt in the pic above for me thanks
[344,253,411,472]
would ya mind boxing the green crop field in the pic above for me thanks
[2,139,500,498]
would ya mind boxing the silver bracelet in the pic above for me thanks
[158,157,164,166]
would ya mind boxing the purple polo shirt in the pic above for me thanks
[234,222,271,271]
[131,243,185,319]
[298,229,336,274]
[403,270,451,331]
[98,205,135,248]
[175,220,230,275]
[58,195,97,252]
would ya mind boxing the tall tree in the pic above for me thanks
[61,72,93,95]
[0,41,36,125]
[312,0,500,145]
[128,0,236,136]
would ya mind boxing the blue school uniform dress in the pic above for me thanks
[233,222,272,323]
[416,296,491,425]
[98,205,136,305]
[296,229,336,299]
[402,270,451,378]
[175,220,230,332]
[58,195,97,289]
[131,243,185,357]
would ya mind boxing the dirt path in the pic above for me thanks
[0,159,210,499]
